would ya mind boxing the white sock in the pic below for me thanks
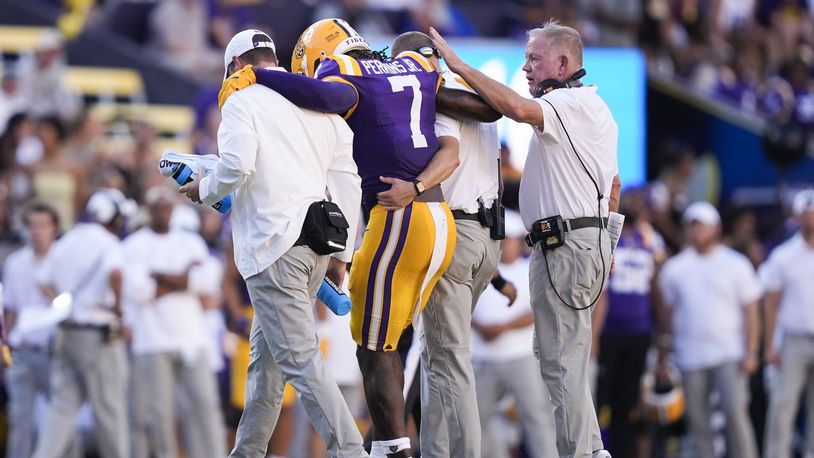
[371,437,411,456]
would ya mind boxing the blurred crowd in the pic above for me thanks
[34,0,812,128]
[0,0,812,457]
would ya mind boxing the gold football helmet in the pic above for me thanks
[640,362,685,425]
[291,18,370,77]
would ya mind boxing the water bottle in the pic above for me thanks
[318,277,352,316]
[172,163,232,214]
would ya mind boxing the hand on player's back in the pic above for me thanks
[218,65,257,110]
[376,176,417,211]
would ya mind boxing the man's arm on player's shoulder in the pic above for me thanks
[218,64,358,115]
[437,86,502,123]
[430,28,543,126]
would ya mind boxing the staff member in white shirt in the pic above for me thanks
[3,203,59,458]
[389,31,501,458]
[123,187,225,458]
[33,188,132,458]
[430,20,620,457]
[179,29,365,458]
[762,190,814,458]
[471,210,557,458]
[658,202,760,458]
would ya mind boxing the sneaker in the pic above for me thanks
[592,451,612,458]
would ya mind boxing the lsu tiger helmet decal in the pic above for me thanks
[291,18,370,77]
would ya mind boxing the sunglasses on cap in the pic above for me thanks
[416,46,440,59]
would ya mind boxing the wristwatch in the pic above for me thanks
[412,179,426,196]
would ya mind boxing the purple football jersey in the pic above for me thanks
[603,230,657,335]
[316,53,442,210]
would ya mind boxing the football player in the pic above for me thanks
[217,19,499,458]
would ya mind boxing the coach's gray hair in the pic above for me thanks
[527,20,583,67]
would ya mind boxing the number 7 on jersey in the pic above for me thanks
[388,75,428,149]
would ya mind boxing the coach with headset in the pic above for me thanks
[431,21,620,458]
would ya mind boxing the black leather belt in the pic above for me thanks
[59,321,109,332]
[10,343,50,354]
[563,216,608,232]
[451,209,480,222]
[525,216,608,247]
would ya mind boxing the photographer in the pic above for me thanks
[431,20,620,457]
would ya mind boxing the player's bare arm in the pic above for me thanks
[436,86,502,123]
[430,27,544,126]
[377,135,460,211]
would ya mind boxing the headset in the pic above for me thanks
[534,68,586,98]
[534,68,608,311]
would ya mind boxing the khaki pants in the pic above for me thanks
[682,361,758,458]
[231,246,367,458]
[419,220,499,458]
[529,228,609,457]
[474,355,558,458]
[764,333,814,458]
[129,350,225,458]
[33,327,129,458]
[5,348,51,458]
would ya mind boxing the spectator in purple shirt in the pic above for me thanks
[785,57,814,129]
[715,40,763,114]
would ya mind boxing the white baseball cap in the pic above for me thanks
[682,201,720,226]
[792,189,814,216]
[223,29,276,80]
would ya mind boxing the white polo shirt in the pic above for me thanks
[471,256,535,362]
[659,245,761,371]
[37,223,124,326]
[122,227,212,359]
[434,73,500,213]
[3,246,53,347]
[759,233,814,336]
[199,70,361,279]
[519,86,618,228]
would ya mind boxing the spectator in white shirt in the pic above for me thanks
[3,202,59,458]
[762,189,814,458]
[179,30,365,458]
[123,187,225,458]
[658,201,760,458]
[33,188,133,458]
[470,210,557,458]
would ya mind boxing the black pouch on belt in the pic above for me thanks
[299,201,350,255]
[489,201,505,240]
[525,215,564,250]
